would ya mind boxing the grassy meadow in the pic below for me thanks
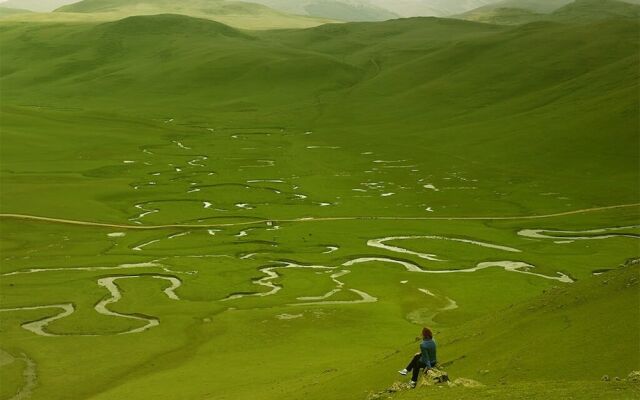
[0,1,639,399]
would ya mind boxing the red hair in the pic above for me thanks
[422,328,433,339]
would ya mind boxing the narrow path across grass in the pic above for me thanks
[0,203,638,230]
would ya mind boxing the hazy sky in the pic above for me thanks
[0,0,80,12]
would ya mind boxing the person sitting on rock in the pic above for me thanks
[398,327,437,388]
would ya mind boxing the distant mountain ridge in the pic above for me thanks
[57,0,279,14]
[3,0,498,16]
[247,0,398,21]
[368,0,496,17]
[0,0,331,29]
[466,0,574,14]
[0,0,576,21]
[459,0,640,24]
[249,0,498,19]
[4,0,640,24]
[96,13,252,37]
[553,0,640,21]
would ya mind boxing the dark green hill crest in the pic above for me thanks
[95,13,252,38]
[309,16,496,37]
[460,0,640,24]
[57,0,136,12]
[553,0,640,21]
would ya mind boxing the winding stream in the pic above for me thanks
[0,273,182,336]
[518,225,640,241]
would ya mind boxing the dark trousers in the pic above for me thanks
[405,354,427,382]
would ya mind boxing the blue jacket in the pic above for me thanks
[420,339,437,368]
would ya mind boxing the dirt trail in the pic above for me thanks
[0,203,638,230]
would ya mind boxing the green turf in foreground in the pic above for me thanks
[392,381,640,400]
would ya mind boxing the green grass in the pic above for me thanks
[392,381,640,400]
[379,263,640,399]
[0,8,638,400]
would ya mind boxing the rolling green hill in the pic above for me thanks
[456,7,545,24]
[0,0,332,29]
[458,0,640,24]
[552,0,640,22]
[248,0,499,19]
[56,0,334,27]
[1,15,637,204]
[0,13,359,111]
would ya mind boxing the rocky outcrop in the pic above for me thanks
[419,368,450,385]
[367,368,483,399]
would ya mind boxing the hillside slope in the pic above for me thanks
[446,263,640,381]
[386,263,640,399]
[0,13,360,109]
[0,15,637,209]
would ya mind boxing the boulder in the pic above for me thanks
[367,367,482,399]
[419,368,450,386]
[449,378,485,388]
[366,381,412,400]
[428,368,450,383]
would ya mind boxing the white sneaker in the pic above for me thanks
[409,381,417,388]
[398,368,408,375]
